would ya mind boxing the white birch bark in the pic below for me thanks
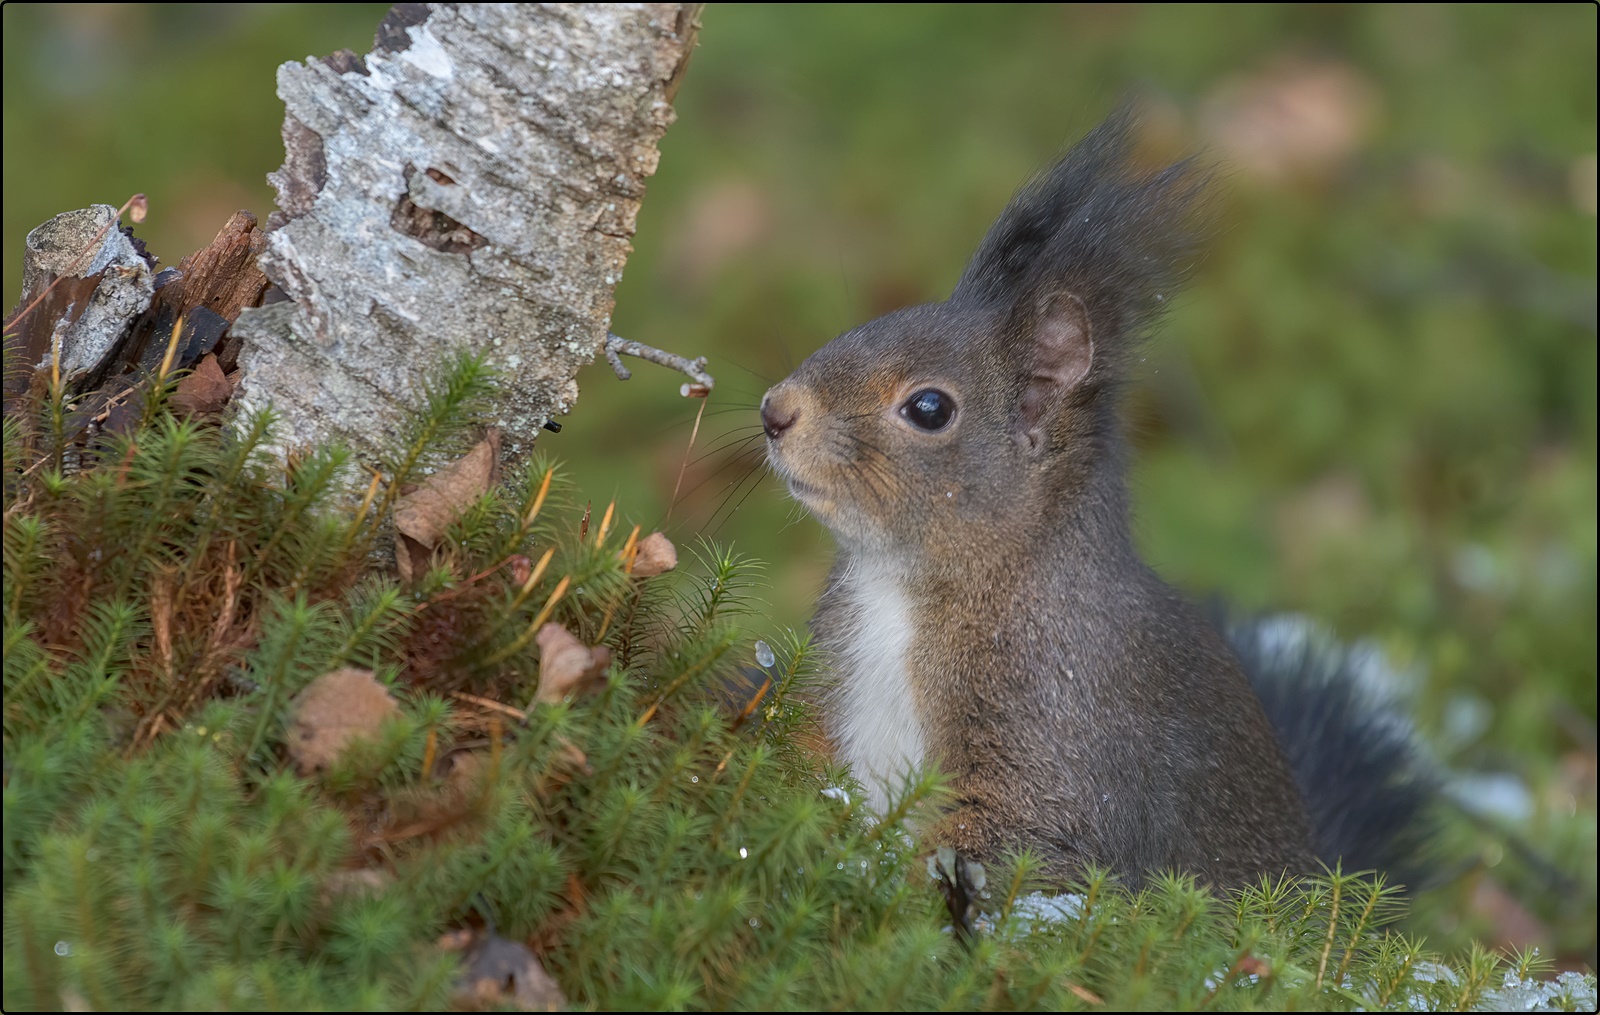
[230,2,702,458]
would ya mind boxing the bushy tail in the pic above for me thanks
[1225,614,1439,887]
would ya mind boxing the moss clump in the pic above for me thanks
[2,354,1590,1011]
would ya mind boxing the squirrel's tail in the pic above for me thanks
[1225,614,1439,887]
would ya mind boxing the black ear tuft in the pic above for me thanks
[953,107,1208,380]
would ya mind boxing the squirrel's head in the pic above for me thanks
[763,111,1205,557]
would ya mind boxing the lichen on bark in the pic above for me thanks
[230,3,703,459]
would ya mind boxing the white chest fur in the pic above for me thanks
[827,557,926,813]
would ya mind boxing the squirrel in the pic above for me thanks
[760,111,1433,889]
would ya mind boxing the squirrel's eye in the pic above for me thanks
[900,388,955,431]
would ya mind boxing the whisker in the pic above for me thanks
[706,462,772,539]
[664,445,767,520]
[687,429,765,467]
[698,454,769,536]
[716,353,782,388]
[667,406,762,423]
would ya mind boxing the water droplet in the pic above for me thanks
[738,847,749,859]
[689,775,699,783]
[836,862,845,870]
[54,941,71,957]
[748,917,762,929]
[754,640,776,668]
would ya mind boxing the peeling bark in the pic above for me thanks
[230,2,704,459]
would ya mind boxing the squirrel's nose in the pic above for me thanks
[761,391,799,440]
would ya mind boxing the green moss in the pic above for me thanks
[3,355,1590,1011]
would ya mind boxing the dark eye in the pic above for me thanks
[900,388,955,431]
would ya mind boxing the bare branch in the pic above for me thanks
[604,332,715,396]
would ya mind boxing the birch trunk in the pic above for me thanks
[229,2,703,458]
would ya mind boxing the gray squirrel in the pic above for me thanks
[760,111,1433,888]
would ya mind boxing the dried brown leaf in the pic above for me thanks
[508,553,533,587]
[631,531,677,577]
[443,750,487,798]
[287,667,401,772]
[535,624,611,704]
[394,429,502,582]
[172,353,232,415]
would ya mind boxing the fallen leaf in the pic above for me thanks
[535,624,611,704]
[508,553,533,587]
[443,750,488,798]
[395,430,502,583]
[450,930,567,1011]
[172,353,232,415]
[287,668,401,772]
[631,531,677,577]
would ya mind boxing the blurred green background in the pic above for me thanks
[4,2,1595,967]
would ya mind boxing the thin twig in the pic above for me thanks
[604,332,715,395]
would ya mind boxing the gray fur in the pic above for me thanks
[764,113,1314,887]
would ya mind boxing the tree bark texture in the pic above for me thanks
[229,2,702,458]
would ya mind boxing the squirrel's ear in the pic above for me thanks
[1017,291,1092,451]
